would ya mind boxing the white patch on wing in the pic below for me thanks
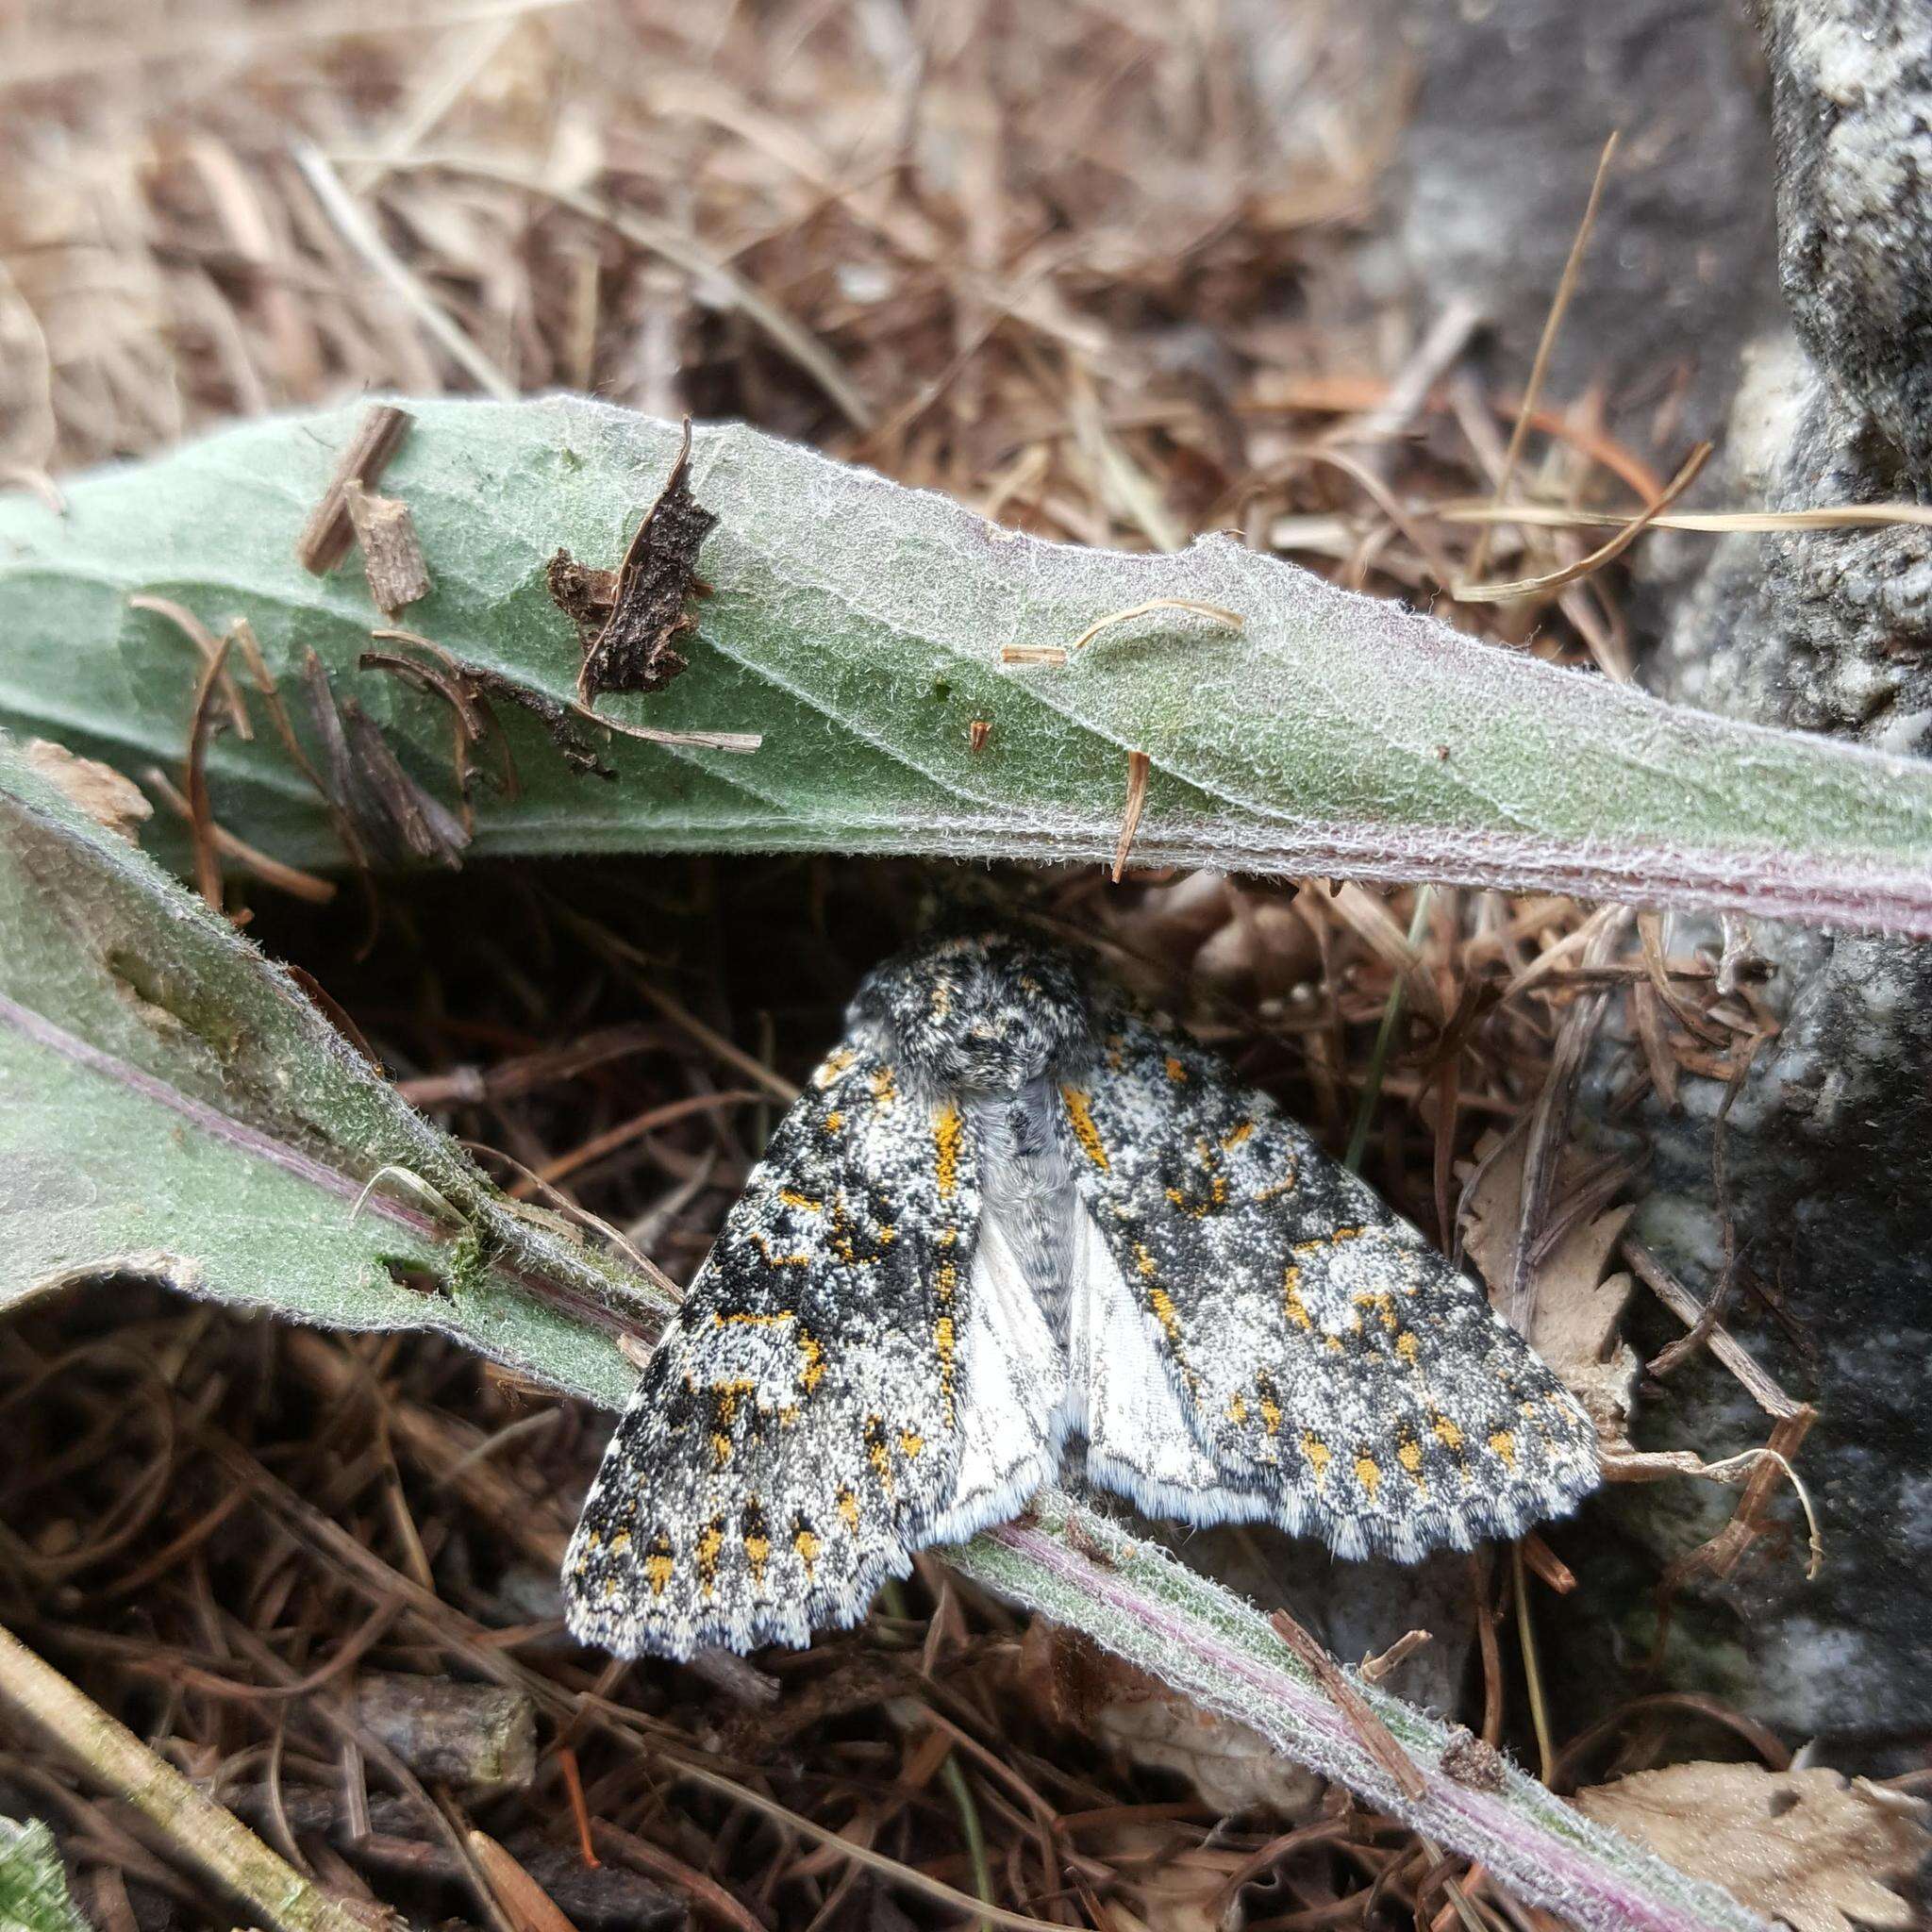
[1066,1207,1294,1532]
[925,1212,1066,1543]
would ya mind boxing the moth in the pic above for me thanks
[565,931,1599,1659]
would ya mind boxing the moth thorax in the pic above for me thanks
[847,932,1093,1093]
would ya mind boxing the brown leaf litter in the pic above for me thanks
[1574,1763,1930,1932]
[1460,1127,1640,1448]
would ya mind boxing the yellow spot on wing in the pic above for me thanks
[744,1533,771,1582]
[696,1520,724,1595]
[837,1488,859,1530]
[778,1189,823,1212]
[1293,1225,1365,1256]
[866,1416,892,1490]
[1395,1331,1421,1365]
[1257,1374,1283,1437]
[824,1110,845,1133]
[710,1433,732,1467]
[934,1105,964,1197]
[1488,1430,1517,1470]
[813,1048,856,1090]
[711,1378,754,1424]
[750,1232,813,1267]
[1147,1286,1183,1348]
[1164,1056,1189,1083]
[935,1313,958,1418]
[871,1065,898,1105]
[1227,1391,1248,1424]
[645,1553,674,1597]
[1433,1416,1465,1452]
[1062,1087,1110,1171]
[1134,1243,1158,1278]
[1302,1432,1331,1484]
[794,1526,820,1575]
[1282,1265,1313,1331]
[1398,1441,1425,1481]
[899,1430,924,1459]
[798,1330,826,1391]
[1355,1454,1382,1498]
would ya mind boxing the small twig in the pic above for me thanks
[141,768,338,905]
[1509,1544,1556,1787]
[128,595,252,738]
[0,1621,373,1932]
[370,625,760,756]
[183,626,240,914]
[1267,1607,1427,1802]
[1360,1629,1434,1686]
[293,402,416,575]
[465,1831,577,1932]
[1623,1239,1798,1420]
[1002,596,1243,666]
[1109,749,1151,883]
[1518,1532,1577,1595]
[1605,1444,1823,1583]
[341,477,431,617]
[1464,130,1619,587]
[508,1089,761,1195]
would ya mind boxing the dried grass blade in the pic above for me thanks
[1463,131,1620,585]
[1455,442,1713,602]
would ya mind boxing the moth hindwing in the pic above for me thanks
[564,932,1599,1658]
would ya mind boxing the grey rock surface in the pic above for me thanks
[1764,0,1932,483]
[1396,0,1779,445]
[1621,0,1932,1756]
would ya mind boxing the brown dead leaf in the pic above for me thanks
[1020,1622,1320,1822]
[24,740,152,844]
[1460,1130,1637,1447]
[1574,1763,1929,1932]
[1081,1820,1246,1932]
[548,417,716,706]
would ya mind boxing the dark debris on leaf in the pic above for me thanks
[301,648,468,871]
[361,640,618,797]
[547,418,716,707]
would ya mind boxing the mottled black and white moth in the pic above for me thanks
[565,931,1599,1658]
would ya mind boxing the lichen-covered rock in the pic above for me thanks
[1763,0,1932,483]
[1624,0,1932,1755]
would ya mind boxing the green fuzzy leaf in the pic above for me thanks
[3,397,1930,932]
[0,732,658,1406]
[0,1820,90,1932]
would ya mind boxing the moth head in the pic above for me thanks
[848,930,1092,1092]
